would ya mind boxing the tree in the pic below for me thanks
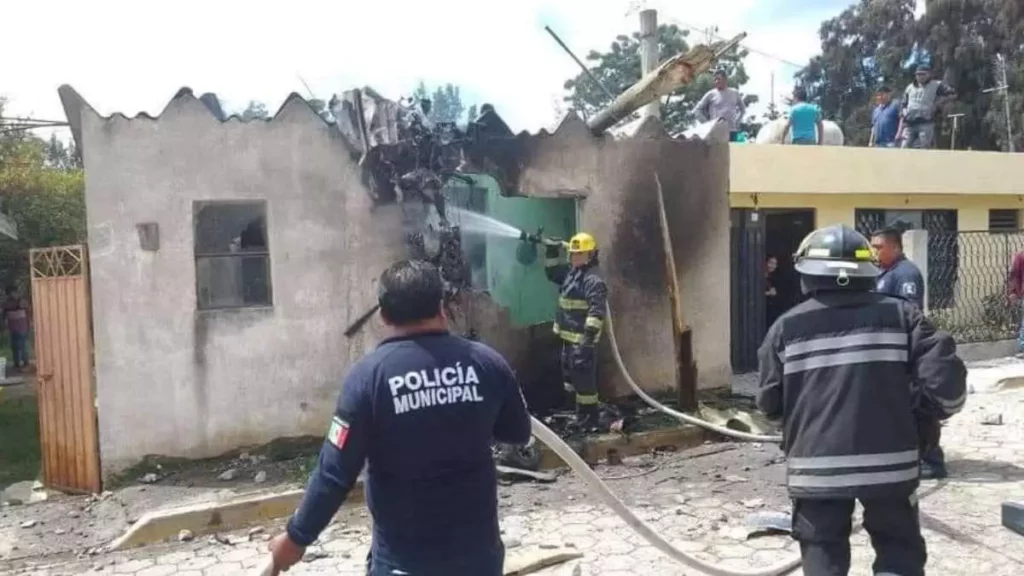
[412,82,477,125]
[797,0,1021,150]
[562,24,757,135]
[0,99,86,291]
[44,134,81,170]
[239,100,270,121]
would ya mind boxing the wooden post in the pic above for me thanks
[654,173,697,411]
[639,9,660,119]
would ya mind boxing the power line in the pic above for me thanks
[659,15,806,70]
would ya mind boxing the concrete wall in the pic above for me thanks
[730,144,1024,196]
[76,91,410,475]
[472,116,733,396]
[71,94,732,473]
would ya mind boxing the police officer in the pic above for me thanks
[543,232,608,431]
[266,260,531,575]
[871,227,925,307]
[870,227,946,479]
[757,225,966,576]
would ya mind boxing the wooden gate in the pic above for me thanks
[30,244,100,493]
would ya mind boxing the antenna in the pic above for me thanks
[983,54,1015,152]
[297,75,316,100]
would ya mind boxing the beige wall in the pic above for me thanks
[730,193,1024,232]
[730,145,1024,196]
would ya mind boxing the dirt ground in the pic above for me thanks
[0,439,787,572]
[0,446,317,565]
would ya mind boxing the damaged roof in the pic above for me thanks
[57,84,726,166]
[57,85,333,156]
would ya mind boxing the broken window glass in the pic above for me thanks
[193,201,272,310]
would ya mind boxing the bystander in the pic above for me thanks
[869,86,901,148]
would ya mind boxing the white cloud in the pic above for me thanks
[0,0,839,134]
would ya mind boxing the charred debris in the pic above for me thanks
[333,33,745,341]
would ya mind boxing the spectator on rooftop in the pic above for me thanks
[693,69,747,142]
[898,65,956,149]
[782,87,823,146]
[869,86,901,148]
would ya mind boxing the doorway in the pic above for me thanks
[730,208,815,373]
[765,209,816,326]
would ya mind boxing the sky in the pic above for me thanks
[1,0,928,135]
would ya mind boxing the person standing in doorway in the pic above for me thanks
[693,69,747,142]
[898,65,956,149]
[765,255,782,327]
[2,286,31,372]
[782,88,823,145]
[869,86,901,148]
[870,228,948,480]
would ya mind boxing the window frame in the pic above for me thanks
[987,209,1019,234]
[192,199,273,311]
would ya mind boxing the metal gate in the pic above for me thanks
[29,245,100,493]
[730,209,766,373]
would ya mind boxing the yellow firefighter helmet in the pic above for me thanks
[567,232,597,253]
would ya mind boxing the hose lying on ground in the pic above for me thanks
[604,302,784,444]
[530,415,802,576]
[255,415,800,576]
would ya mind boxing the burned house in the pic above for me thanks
[58,82,732,477]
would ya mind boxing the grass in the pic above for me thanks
[0,394,41,488]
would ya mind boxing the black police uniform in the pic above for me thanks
[874,254,947,478]
[544,245,608,425]
[876,255,925,308]
[285,331,531,576]
[757,225,967,576]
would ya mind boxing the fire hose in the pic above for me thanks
[604,302,784,444]
[257,306,798,576]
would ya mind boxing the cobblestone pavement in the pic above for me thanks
[4,382,1023,575]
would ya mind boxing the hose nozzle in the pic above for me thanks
[519,227,545,245]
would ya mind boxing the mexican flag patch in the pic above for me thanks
[327,416,350,450]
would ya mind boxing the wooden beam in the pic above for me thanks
[654,173,697,411]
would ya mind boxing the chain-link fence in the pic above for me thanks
[928,230,1024,343]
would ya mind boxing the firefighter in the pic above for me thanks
[543,232,608,431]
[757,224,967,576]
[265,260,531,575]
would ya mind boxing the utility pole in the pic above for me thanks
[948,113,965,150]
[984,54,1015,152]
[639,9,660,119]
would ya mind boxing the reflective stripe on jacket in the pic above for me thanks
[756,290,967,499]
[544,256,608,346]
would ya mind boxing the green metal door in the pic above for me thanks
[445,174,577,327]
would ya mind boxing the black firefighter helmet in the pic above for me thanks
[793,224,880,283]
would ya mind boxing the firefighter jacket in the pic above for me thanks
[544,247,608,348]
[756,290,967,500]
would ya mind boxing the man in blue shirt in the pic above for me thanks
[870,86,901,148]
[783,87,823,145]
[266,260,532,575]
[870,228,948,480]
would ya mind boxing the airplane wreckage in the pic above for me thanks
[330,33,746,341]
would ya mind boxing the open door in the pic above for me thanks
[730,209,766,373]
[30,245,100,493]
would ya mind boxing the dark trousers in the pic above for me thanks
[9,332,28,368]
[560,344,598,418]
[791,497,926,576]
[365,545,504,576]
[918,416,946,473]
